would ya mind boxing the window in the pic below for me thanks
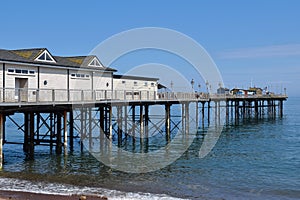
[46,54,52,61]
[70,73,90,79]
[22,70,28,74]
[88,57,102,67]
[122,81,126,84]
[151,82,155,87]
[39,53,45,60]
[7,68,36,76]
[35,50,56,63]
[144,82,148,86]
[134,81,138,86]
[8,69,14,73]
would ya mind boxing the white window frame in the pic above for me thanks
[88,57,102,67]
[7,68,35,76]
[70,73,90,80]
[35,50,56,63]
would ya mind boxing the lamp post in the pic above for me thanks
[284,88,286,96]
[205,80,209,93]
[191,79,195,92]
[170,81,174,91]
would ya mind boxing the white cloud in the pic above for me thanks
[218,44,300,59]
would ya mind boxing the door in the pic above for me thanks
[15,78,28,102]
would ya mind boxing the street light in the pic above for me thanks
[284,88,286,96]
[191,79,195,91]
[170,81,174,91]
[205,80,209,93]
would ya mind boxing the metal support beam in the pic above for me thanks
[117,106,122,147]
[29,112,35,159]
[185,102,189,134]
[145,105,149,139]
[279,100,283,118]
[56,113,62,154]
[50,113,54,151]
[99,106,104,152]
[195,102,199,130]
[124,106,128,134]
[0,113,4,169]
[226,101,229,124]
[109,105,112,140]
[201,102,205,127]
[23,113,29,152]
[165,104,171,141]
[207,101,210,125]
[99,106,104,137]
[88,107,92,150]
[63,111,68,155]
[255,100,259,118]
[69,111,74,151]
[132,105,136,144]
[80,108,84,152]
[181,103,185,133]
[140,105,144,141]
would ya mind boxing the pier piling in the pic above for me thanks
[56,113,62,155]
[29,112,35,159]
[63,111,68,155]
[69,111,74,152]
[165,104,171,141]
[0,113,3,169]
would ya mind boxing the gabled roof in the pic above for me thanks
[0,48,116,72]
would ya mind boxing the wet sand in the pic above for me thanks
[0,190,108,200]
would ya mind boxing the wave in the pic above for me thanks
[0,177,186,200]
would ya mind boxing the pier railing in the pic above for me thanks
[0,88,159,103]
[0,88,287,104]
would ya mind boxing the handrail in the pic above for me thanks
[0,88,287,104]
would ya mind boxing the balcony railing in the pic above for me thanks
[0,88,158,103]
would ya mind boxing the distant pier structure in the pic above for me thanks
[0,48,287,169]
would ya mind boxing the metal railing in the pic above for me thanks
[0,88,159,103]
[0,88,287,104]
[157,92,287,100]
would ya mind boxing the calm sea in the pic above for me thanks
[0,97,299,200]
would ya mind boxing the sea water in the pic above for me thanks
[0,97,299,200]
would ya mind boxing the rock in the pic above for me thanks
[79,195,87,200]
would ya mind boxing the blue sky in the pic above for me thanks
[1,0,300,96]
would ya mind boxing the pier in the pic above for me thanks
[0,47,288,169]
[0,89,287,169]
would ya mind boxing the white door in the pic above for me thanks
[15,78,28,102]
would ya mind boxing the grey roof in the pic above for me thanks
[113,74,158,81]
[0,48,117,72]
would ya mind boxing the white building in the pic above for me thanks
[0,48,158,102]
[113,74,158,100]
